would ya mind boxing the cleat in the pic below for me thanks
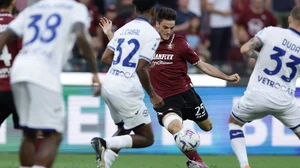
[91,137,107,168]
[244,166,251,168]
[186,160,209,168]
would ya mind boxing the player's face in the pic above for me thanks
[156,19,175,41]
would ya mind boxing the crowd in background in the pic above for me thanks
[15,0,300,76]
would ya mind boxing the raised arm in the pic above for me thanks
[99,17,114,41]
[240,37,262,59]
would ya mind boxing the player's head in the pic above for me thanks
[289,6,300,27]
[133,0,157,19]
[156,7,177,41]
[0,0,15,11]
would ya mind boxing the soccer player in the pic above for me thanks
[100,7,240,168]
[0,0,20,129]
[0,0,101,167]
[90,0,163,168]
[228,6,300,168]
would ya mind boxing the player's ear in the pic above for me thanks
[156,21,159,29]
[288,16,292,25]
[151,7,156,18]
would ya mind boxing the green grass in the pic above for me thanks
[0,153,298,168]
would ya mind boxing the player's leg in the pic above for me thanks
[26,83,65,167]
[12,82,35,167]
[0,91,15,127]
[34,131,62,167]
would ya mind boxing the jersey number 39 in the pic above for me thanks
[25,13,62,46]
[264,46,300,82]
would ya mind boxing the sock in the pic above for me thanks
[104,149,118,168]
[173,129,203,162]
[32,166,46,168]
[104,135,132,149]
[229,123,249,168]
[35,136,44,152]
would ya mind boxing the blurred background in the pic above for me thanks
[15,0,298,77]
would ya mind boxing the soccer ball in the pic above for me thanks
[175,129,200,152]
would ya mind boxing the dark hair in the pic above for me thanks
[157,7,177,23]
[291,6,300,21]
[0,0,13,9]
[133,0,157,13]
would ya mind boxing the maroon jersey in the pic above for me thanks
[0,12,21,91]
[236,8,278,38]
[149,34,200,99]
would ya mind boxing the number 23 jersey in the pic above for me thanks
[246,26,300,105]
[104,18,160,100]
[8,0,90,93]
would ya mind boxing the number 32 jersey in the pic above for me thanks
[8,0,90,93]
[104,17,160,100]
[246,26,300,105]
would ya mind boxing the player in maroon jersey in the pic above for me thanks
[0,0,20,129]
[99,7,241,168]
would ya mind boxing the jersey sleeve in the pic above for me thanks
[255,26,272,45]
[139,36,160,63]
[179,38,201,65]
[8,9,28,37]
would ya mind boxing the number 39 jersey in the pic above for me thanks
[8,0,90,93]
[246,26,300,105]
[0,12,21,91]
[103,17,160,100]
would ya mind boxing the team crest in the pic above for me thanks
[167,44,174,50]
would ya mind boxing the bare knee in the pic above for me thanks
[43,132,63,145]
[196,118,213,132]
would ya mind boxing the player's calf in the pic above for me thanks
[20,130,37,167]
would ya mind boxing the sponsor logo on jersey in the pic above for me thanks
[258,75,294,95]
[0,67,11,78]
[109,68,135,79]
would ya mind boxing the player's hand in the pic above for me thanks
[226,73,241,83]
[150,94,164,108]
[92,73,101,96]
[99,17,112,35]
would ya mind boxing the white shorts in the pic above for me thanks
[232,95,300,132]
[101,87,151,130]
[12,82,65,133]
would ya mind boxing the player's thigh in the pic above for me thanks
[101,88,123,125]
[182,89,210,128]
[231,95,268,124]
[273,104,300,133]
[12,82,30,128]
[153,94,184,127]
[27,83,65,133]
[0,91,12,125]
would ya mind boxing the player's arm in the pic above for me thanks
[74,22,101,96]
[136,59,156,97]
[240,37,262,59]
[0,29,19,54]
[101,47,114,65]
[195,61,240,83]
[99,17,114,41]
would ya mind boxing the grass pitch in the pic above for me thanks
[0,153,298,168]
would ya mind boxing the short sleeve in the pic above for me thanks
[179,38,200,65]
[73,4,90,32]
[255,26,271,45]
[139,36,161,63]
[107,36,118,51]
[8,9,28,37]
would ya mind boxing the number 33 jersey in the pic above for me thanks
[246,26,300,105]
[0,12,21,91]
[104,17,160,100]
[8,0,90,93]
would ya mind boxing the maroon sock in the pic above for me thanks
[183,150,203,162]
[35,136,44,152]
